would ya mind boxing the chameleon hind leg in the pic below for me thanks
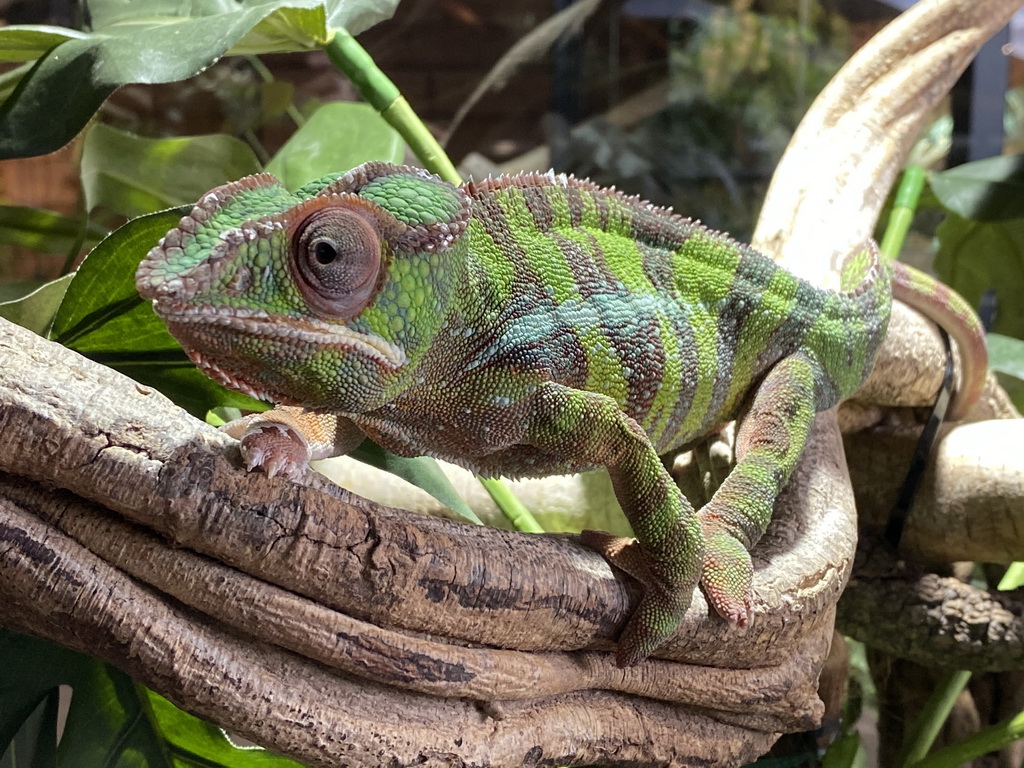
[698,352,821,624]
[527,383,705,667]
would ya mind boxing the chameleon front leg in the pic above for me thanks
[222,406,366,479]
[698,352,821,624]
[528,384,705,667]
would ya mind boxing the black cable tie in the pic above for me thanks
[884,327,954,548]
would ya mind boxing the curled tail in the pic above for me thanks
[891,261,988,420]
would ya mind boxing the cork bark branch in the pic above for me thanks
[2,0,1024,765]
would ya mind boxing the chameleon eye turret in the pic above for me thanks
[290,198,383,319]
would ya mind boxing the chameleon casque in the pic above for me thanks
[136,161,988,667]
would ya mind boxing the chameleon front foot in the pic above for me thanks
[221,407,366,480]
[222,417,312,480]
[581,530,700,667]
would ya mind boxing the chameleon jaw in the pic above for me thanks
[155,303,408,372]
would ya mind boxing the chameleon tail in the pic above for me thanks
[890,261,988,420]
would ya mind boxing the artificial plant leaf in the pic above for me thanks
[987,332,1024,380]
[0,26,84,62]
[0,630,303,767]
[0,205,105,254]
[986,332,1024,412]
[50,209,264,418]
[264,101,405,189]
[930,154,1024,222]
[55,660,171,767]
[142,690,304,767]
[0,0,400,159]
[80,123,261,219]
[0,689,59,767]
[350,441,483,525]
[934,212,1024,338]
[0,274,74,336]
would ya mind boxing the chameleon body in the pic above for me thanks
[136,162,987,666]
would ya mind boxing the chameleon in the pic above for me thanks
[136,161,988,667]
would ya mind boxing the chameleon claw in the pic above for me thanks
[238,422,311,480]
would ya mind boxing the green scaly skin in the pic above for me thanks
[136,162,988,667]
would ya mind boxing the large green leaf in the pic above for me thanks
[0,630,169,767]
[81,124,261,219]
[0,630,301,767]
[986,332,1024,412]
[933,212,1024,338]
[0,690,59,768]
[0,26,85,62]
[142,691,303,767]
[0,273,74,335]
[929,154,1024,222]
[0,0,400,159]
[264,101,405,189]
[50,209,264,418]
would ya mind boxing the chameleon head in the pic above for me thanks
[136,162,472,411]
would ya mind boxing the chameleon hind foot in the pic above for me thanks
[580,530,699,667]
[699,526,753,626]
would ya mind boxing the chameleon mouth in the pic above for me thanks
[155,303,408,370]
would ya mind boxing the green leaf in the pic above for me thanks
[929,154,1024,222]
[0,630,167,766]
[80,124,261,219]
[985,333,1024,412]
[986,333,1024,380]
[997,562,1024,591]
[933,213,1024,338]
[50,209,264,418]
[0,205,105,254]
[0,274,74,335]
[264,101,405,189]
[351,441,483,525]
[0,26,84,62]
[0,629,301,768]
[56,664,172,767]
[143,690,303,767]
[0,689,59,768]
[0,0,400,159]
[0,62,33,111]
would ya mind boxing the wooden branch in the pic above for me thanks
[0,315,833,765]
[836,542,1024,672]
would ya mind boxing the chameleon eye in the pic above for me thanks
[293,206,382,318]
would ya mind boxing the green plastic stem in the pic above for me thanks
[910,707,1024,768]
[323,29,460,184]
[880,164,927,260]
[897,669,972,768]
[479,478,546,533]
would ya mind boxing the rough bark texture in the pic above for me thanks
[837,541,1024,672]
[2,0,1024,765]
[0,316,830,765]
